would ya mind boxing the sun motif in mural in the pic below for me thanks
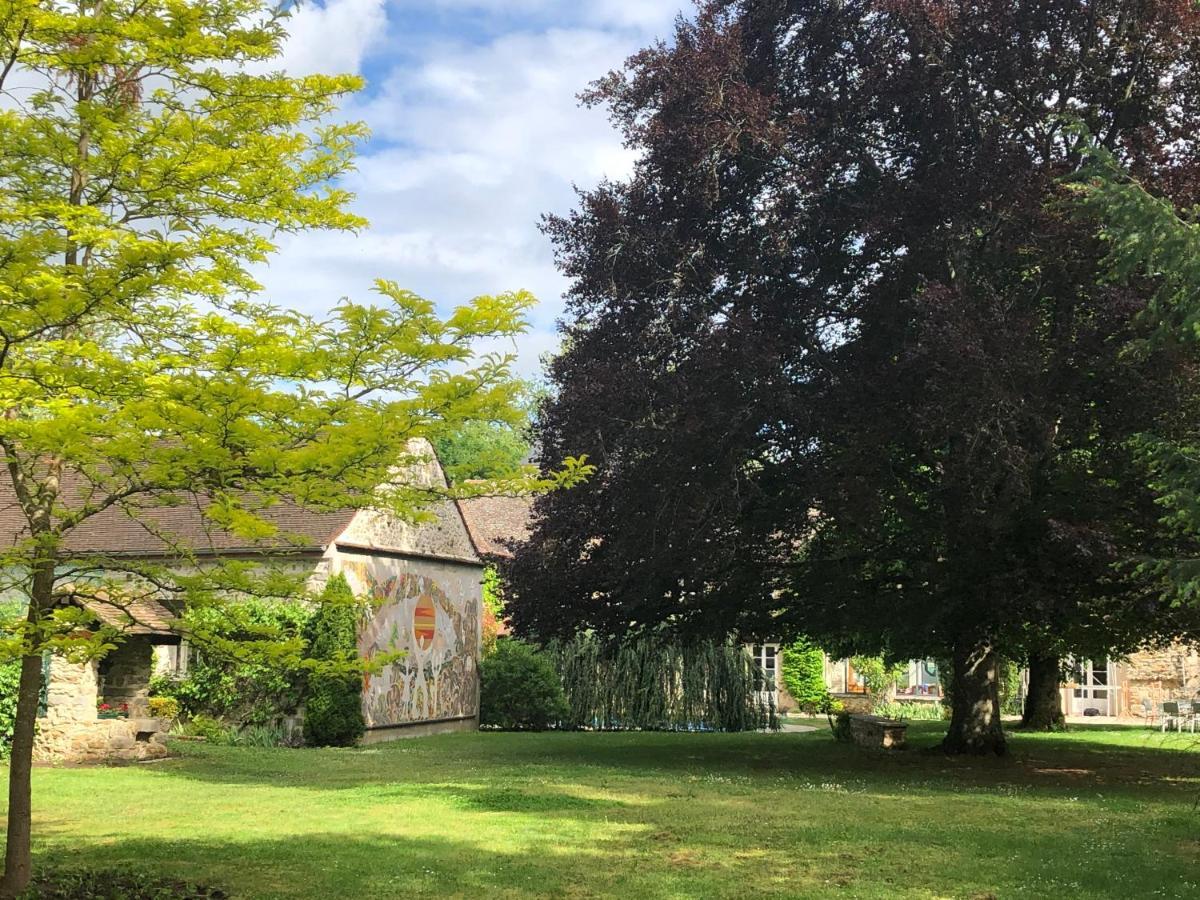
[341,560,479,729]
[413,595,436,650]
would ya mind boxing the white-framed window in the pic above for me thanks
[750,644,778,692]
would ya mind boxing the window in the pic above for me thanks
[826,658,868,694]
[897,659,941,697]
[751,644,778,691]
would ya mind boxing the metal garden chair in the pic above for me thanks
[1162,700,1181,732]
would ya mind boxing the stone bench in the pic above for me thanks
[848,714,908,750]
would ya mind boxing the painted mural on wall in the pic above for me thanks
[341,558,479,728]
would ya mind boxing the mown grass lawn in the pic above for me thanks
[4,723,1200,898]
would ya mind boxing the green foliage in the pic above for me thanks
[547,632,777,732]
[23,866,226,899]
[1070,140,1200,603]
[0,0,588,887]
[872,700,946,721]
[232,723,296,749]
[849,656,907,701]
[156,600,310,727]
[0,659,20,758]
[830,711,853,742]
[998,658,1023,716]
[302,575,365,747]
[434,420,532,484]
[0,0,592,726]
[176,714,235,746]
[481,567,505,659]
[780,639,830,713]
[479,639,567,731]
[146,697,180,720]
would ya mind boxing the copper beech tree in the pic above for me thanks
[0,1,589,894]
[507,0,1200,754]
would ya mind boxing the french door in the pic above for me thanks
[1070,658,1113,716]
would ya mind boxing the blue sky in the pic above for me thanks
[254,0,690,379]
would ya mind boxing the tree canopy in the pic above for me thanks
[0,0,586,892]
[506,0,1200,754]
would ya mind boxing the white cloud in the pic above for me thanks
[399,0,688,31]
[275,0,388,75]
[251,4,682,379]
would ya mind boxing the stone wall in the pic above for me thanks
[33,655,170,764]
[1120,643,1200,717]
[98,635,154,715]
[34,717,171,764]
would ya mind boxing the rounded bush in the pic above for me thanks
[480,639,567,731]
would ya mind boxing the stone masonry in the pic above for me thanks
[1120,643,1200,717]
[33,652,170,764]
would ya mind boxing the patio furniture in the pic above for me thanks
[1162,701,1181,732]
[1181,701,1198,733]
[1142,698,1160,729]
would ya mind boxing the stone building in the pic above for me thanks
[2,441,490,762]
[1053,646,1200,719]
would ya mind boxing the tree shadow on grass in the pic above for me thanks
[136,725,1200,806]
[27,803,1200,899]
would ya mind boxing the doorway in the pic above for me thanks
[1070,658,1114,716]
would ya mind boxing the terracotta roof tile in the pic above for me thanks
[81,593,178,636]
[0,470,355,557]
[456,495,533,559]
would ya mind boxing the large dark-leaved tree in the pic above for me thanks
[506,0,1200,755]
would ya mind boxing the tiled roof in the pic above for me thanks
[80,593,178,636]
[0,470,355,557]
[456,495,533,560]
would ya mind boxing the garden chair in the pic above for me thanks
[1181,701,1198,733]
[1162,701,1181,732]
[1141,698,1160,729]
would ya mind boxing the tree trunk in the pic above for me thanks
[1021,652,1065,731]
[1,564,53,898]
[941,639,1006,756]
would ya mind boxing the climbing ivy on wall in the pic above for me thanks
[780,639,831,713]
[546,632,777,732]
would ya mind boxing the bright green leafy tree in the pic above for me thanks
[0,1,589,892]
[779,639,830,714]
[433,381,537,484]
[1071,139,1200,605]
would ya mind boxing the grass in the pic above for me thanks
[4,723,1200,898]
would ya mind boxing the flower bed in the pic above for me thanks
[96,702,129,720]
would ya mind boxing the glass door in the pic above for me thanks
[1070,658,1112,716]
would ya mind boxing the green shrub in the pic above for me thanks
[303,574,365,747]
[178,713,235,745]
[159,599,310,726]
[147,696,181,720]
[780,639,830,713]
[830,710,853,742]
[849,655,907,701]
[233,723,296,748]
[872,699,946,721]
[0,658,20,758]
[480,639,567,731]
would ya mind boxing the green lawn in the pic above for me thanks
[5,723,1200,898]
